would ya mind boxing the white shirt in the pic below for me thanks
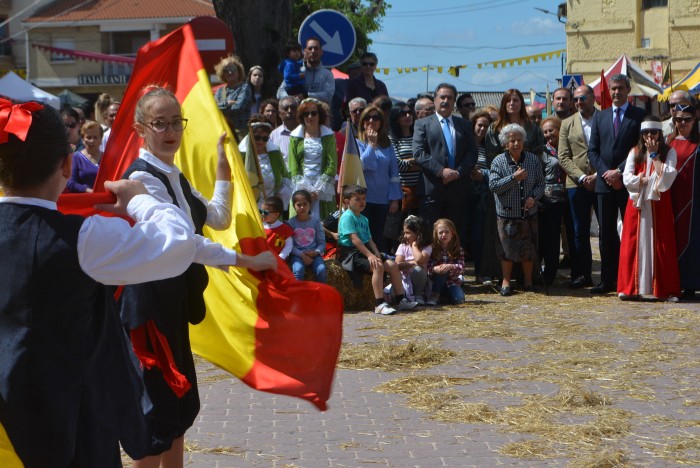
[270,124,293,163]
[580,110,594,145]
[0,194,197,285]
[128,149,238,266]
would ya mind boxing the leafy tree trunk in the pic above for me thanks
[213,0,292,94]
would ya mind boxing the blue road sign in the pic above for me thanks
[299,9,356,68]
[562,74,584,93]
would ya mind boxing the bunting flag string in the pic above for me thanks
[374,49,565,76]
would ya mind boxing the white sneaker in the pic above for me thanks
[396,298,418,311]
[374,302,397,315]
[414,296,426,306]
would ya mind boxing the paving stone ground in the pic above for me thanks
[183,276,700,468]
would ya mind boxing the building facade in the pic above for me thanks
[1,0,214,100]
[565,0,700,86]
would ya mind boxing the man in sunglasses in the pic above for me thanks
[558,85,599,289]
[61,106,84,153]
[662,90,692,136]
[345,52,389,104]
[456,93,476,120]
[340,97,367,133]
[588,74,647,294]
[276,37,334,105]
[270,96,298,163]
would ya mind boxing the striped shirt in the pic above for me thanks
[391,135,421,188]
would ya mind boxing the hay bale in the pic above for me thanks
[324,259,376,311]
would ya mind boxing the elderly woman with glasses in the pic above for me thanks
[618,116,679,301]
[668,104,700,299]
[356,105,402,253]
[345,52,389,103]
[287,97,337,219]
[238,114,292,210]
[214,55,252,142]
[489,123,545,296]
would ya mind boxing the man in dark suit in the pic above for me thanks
[413,83,478,229]
[588,74,647,294]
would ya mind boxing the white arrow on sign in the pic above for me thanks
[310,20,343,55]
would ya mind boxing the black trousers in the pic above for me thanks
[597,189,628,285]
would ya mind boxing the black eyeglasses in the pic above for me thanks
[420,107,436,113]
[280,106,296,112]
[65,122,78,129]
[460,102,476,109]
[145,118,188,133]
[350,107,366,115]
[223,68,237,74]
[400,110,413,117]
[572,95,588,102]
[259,209,270,216]
[674,116,694,124]
[254,135,270,142]
[365,114,381,122]
[361,62,376,67]
[302,110,319,118]
[641,129,660,134]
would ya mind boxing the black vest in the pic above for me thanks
[0,203,150,466]
[121,159,209,326]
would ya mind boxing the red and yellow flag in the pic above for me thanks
[58,24,343,410]
[337,120,365,194]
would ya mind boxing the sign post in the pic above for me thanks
[562,74,584,94]
[299,10,356,68]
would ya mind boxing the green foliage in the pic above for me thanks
[291,0,390,70]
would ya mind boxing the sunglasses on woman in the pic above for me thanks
[302,110,319,118]
[674,116,694,124]
[365,114,381,122]
[254,135,270,142]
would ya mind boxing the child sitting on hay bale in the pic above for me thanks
[337,184,418,315]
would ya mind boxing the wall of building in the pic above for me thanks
[566,0,700,85]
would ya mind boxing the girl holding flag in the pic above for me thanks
[120,86,276,467]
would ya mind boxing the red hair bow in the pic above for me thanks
[0,99,45,144]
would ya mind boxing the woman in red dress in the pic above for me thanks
[618,117,680,301]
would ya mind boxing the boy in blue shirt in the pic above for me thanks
[279,42,306,98]
[337,185,418,315]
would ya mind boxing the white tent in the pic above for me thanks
[0,72,60,109]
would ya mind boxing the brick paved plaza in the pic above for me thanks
[181,283,700,467]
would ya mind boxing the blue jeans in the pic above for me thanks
[431,273,465,304]
[567,187,599,280]
[290,254,327,283]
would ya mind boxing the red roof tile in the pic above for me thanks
[25,0,214,23]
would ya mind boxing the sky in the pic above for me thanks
[366,0,567,99]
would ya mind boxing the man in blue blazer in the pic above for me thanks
[413,83,478,229]
[588,74,647,294]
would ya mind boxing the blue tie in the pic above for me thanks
[441,117,454,169]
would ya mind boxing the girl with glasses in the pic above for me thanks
[357,105,402,253]
[618,116,680,301]
[668,104,700,299]
[288,97,337,219]
[121,86,277,467]
[238,114,292,210]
